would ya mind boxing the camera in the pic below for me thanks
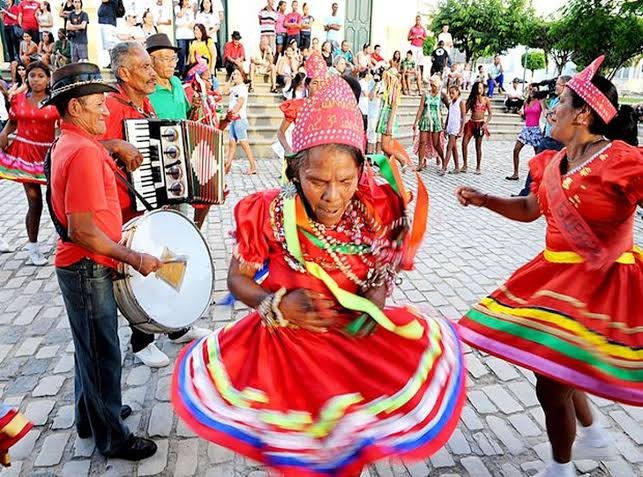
[371,66,386,82]
[531,78,556,100]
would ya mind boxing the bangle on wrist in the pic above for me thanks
[257,287,289,329]
[135,254,143,272]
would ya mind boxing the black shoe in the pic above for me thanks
[77,405,132,438]
[111,436,157,461]
[120,405,132,420]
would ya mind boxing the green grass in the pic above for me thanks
[620,96,642,105]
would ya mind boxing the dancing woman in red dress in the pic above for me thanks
[0,61,59,265]
[172,76,466,476]
[456,56,642,477]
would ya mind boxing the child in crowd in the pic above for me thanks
[443,85,465,173]
[225,68,256,175]
[462,62,471,90]
[401,50,421,96]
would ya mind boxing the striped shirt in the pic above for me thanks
[258,7,277,35]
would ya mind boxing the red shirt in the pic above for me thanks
[284,12,301,36]
[100,86,156,223]
[223,40,245,62]
[51,122,122,269]
[17,0,40,30]
[372,52,384,63]
[3,5,19,26]
[409,25,427,48]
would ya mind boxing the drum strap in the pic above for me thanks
[113,172,155,212]
[44,139,71,242]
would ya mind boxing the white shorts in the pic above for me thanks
[410,45,424,66]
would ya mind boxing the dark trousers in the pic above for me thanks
[518,136,564,196]
[3,26,18,62]
[176,38,190,76]
[130,326,189,353]
[505,97,524,112]
[488,73,503,97]
[56,260,131,456]
[300,33,311,50]
[286,33,300,48]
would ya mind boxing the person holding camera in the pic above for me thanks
[515,75,571,196]
[506,83,544,180]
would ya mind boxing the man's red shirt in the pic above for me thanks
[223,41,245,62]
[100,85,156,223]
[51,122,122,269]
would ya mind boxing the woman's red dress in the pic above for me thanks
[459,140,642,405]
[0,92,59,184]
[172,181,466,476]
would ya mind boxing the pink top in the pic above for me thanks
[524,100,542,127]
[409,26,426,48]
[276,13,286,34]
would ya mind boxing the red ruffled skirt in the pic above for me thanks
[0,137,51,184]
[458,249,643,405]
[172,305,465,476]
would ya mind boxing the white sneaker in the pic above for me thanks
[535,461,575,477]
[573,428,616,461]
[134,343,170,368]
[27,248,48,266]
[0,236,11,253]
[170,326,211,344]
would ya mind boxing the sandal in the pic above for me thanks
[505,175,519,180]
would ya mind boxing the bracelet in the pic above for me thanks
[258,288,289,329]
[135,254,143,273]
[271,287,289,327]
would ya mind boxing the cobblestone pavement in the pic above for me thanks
[0,141,641,477]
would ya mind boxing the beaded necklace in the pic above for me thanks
[269,187,406,290]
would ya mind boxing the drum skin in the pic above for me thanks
[114,210,214,333]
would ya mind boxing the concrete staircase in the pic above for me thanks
[224,74,525,158]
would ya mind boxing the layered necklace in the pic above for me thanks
[270,187,407,291]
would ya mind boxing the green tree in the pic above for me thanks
[521,50,546,80]
[560,0,643,78]
[520,16,574,75]
[430,0,535,63]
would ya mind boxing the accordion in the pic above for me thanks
[124,119,225,212]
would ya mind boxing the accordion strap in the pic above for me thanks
[113,170,155,212]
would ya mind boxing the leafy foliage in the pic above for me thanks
[521,50,546,79]
[430,0,535,63]
[560,0,643,78]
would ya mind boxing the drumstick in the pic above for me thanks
[162,255,189,264]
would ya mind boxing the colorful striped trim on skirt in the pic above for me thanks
[171,318,466,475]
[0,150,46,184]
[458,298,643,406]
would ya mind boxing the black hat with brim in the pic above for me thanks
[41,63,118,107]
[146,33,181,54]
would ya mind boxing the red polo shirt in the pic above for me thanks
[18,0,40,30]
[100,86,156,223]
[51,122,122,269]
[223,40,245,62]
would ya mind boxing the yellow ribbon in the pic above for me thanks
[543,246,642,265]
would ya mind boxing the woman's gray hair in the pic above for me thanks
[110,42,144,82]
[333,55,346,68]
[285,144,364,183]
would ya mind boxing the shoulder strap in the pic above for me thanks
[113,170,155,212]
[44,138,71,242]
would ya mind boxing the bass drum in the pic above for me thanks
[114,209,214,334]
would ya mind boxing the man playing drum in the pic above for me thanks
[101,41,210,368]
[45,63,160,461]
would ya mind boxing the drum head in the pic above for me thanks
[127,210,214,329]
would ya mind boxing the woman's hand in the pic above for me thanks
[361,284,387,309]
[0,133,8,150]
[278,289,337,332]
[455,186,488,207]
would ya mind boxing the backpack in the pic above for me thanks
[115,0,125,18]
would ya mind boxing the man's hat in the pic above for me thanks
[231,31,242,40]
[41,63,117,107]
[145,33,180,54]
